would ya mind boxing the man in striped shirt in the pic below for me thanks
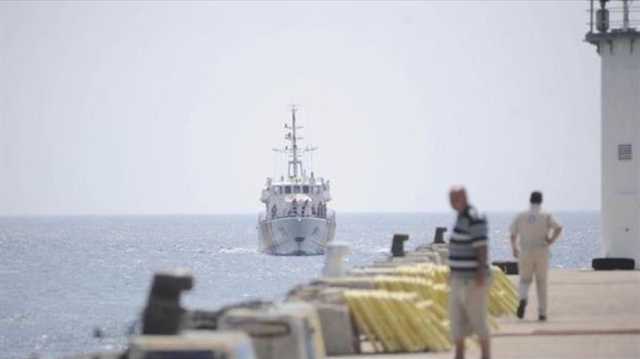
[448,186,491,359]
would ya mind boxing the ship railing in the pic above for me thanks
[267,211,329,220]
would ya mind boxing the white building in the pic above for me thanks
[586,0,640,268]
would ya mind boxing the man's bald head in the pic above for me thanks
[449,186,468,212]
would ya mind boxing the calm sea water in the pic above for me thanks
[0,211,599,358]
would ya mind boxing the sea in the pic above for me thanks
[0,211,600,359]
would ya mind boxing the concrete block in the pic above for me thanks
[314,303,357,355]
[219,302,325,359]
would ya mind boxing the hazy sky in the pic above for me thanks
[0,1,602,215]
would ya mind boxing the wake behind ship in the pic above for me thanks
[257,107,336,255]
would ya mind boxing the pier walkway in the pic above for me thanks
[333,269,640,359]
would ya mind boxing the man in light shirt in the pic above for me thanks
[510,191,562,321]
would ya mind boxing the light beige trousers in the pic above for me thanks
[449,275,491,340]
[518,247,550,316]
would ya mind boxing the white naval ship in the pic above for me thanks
[258,107,336,255]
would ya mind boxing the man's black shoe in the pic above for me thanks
[538,315,547,322]
[516,299,527,319]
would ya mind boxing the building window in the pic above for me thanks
[303,185,309,194]
[618,144,632,161]
[285,186,292,194]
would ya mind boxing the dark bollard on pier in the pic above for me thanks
[592,257,635,270]
[432,227,447,244]
[390,234,409,257]
[492,261,519,275]
[141,269,194,335]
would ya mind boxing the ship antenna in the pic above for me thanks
[272,105,317,180]
[282,105,304,180]
[291,105,299,178]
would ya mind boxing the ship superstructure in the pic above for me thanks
[257,106,336,255]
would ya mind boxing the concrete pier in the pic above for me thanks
[332,269,640,359]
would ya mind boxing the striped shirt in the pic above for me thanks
[449,206,489,274]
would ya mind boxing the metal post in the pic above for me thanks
[291,106,298,178]
[623,0,630,30]
[590,0,595,33]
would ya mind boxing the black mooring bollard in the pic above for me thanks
[592,257,635,270]
[391,234,409,257]
[492,261,519,275]
[432,227,447,244]
[142,269,194,335]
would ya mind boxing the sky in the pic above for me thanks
[0,1,604,215]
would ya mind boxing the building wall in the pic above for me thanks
[600,36,640,266]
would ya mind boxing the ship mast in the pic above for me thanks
[290,106,300,178]
[274,105,317,181]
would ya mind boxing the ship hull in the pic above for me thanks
[258,216,335,255]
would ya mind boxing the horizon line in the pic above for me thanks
[0,208,601,217]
